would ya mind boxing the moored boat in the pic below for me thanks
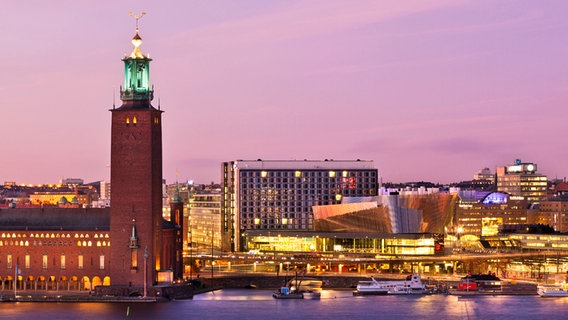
[273,287,304,299]
[537,284,568,297]
[302,290,321,300]
[354,274,427,296]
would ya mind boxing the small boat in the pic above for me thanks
[289,278,323,292]
[354,274,426,296]
[537,284,568,297]
[273,287,304,299]
[302,290,321,300]
[449,273,502,295]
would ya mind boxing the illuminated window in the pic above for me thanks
[7,254,12,269]
[78,254,83,269]
[42,255,48,269]
[254,218,260,225]
[88,241,92,247]
[61,255,66,269]
[342,171,348,178]
[25,254,30,269]
[126,117,130,124]
[133,117,137,125]
[261,171,268,178]
[329,171,336,178]
[97,241,101,247]
[295,171,301,178]
[100,255,105,270]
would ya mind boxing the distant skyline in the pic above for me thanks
[1,1,568,185]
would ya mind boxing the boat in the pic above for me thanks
[289,278,323,292]
[537,284,568,297]
[302,290,321,300]
[273,286,304,299]
[452,273,502,293]
[354,274,427,295]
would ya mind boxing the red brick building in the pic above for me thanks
[0,23,183,295]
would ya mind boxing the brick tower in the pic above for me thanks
[110,18,163,288]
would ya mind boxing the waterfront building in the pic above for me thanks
[221,159,379,251]
[0,207,110,291]
[455,191,529,238]
[496,159,547,204]
[188,190,222,250]
[242,230,439,256]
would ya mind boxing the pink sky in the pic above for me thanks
[1,0,568,185]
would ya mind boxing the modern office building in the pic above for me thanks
[221,159,379,251]
[496,159,547,204]
[188,190,222,250]
[455,191,529,237]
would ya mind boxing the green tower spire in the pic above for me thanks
[120,12,153,104]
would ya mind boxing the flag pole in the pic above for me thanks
[14,265,17,298]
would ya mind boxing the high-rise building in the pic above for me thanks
[188,190,222,249]
[496,159,547,204]
[221,159,379,251]
[109,22,164,287]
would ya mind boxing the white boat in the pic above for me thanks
[302,290,321,300]
[354,274,427,295]
[289,278,323,292]
[537,284,568,297]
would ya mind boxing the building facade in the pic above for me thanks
[496,159,547,204]
[530,198,568,232]
[188,190,222,250]
[0,208,110,292]
[456,191,529,237]
[221,160,379,251]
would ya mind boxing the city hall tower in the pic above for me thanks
[110,17,163,287]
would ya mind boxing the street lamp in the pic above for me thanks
[456,227,464,250]
[143,245,148,298]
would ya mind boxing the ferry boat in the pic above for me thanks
[354,274,427,295]
[537,284,568,297]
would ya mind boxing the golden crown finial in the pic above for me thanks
[128,11,146,33]
[127,11,148,59]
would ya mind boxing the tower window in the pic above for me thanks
[154,117,159,124]
[126,117,130,125]
[133,117,137,125]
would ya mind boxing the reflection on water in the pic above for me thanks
[3,290,568,319]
